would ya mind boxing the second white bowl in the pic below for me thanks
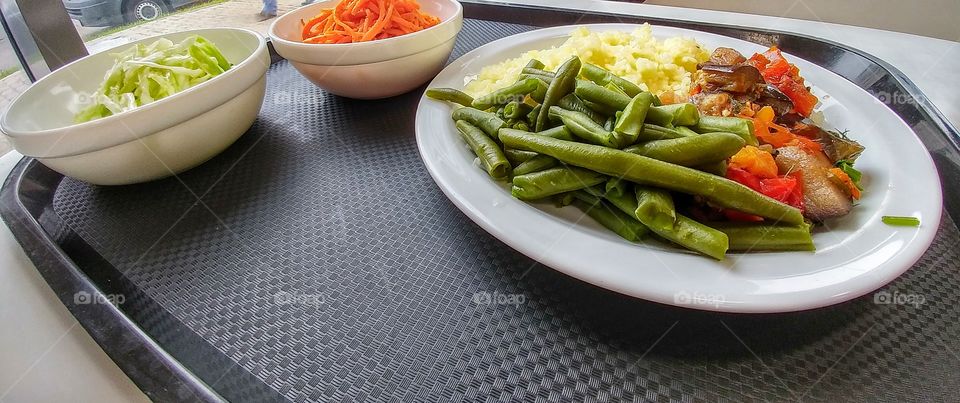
[269,0,463,99]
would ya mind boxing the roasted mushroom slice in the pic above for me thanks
[789,122,865,164]
[708,47,747,65]
[699,64,762,94]
[756,84,795,116]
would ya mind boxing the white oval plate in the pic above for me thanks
[414,24,942,313]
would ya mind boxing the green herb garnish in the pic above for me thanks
[882,216,920,227]
[836,160,863,190]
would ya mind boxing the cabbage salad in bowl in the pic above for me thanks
[75,35,232,123]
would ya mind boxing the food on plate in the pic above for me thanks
[882,216,921,227]
[427,31,866,259]
[774,146,852,220]
[690,46,864,221]
[463,25,709,99]
[75,35,231,123]
[300,0,441,44]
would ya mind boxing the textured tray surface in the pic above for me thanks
[49,19,960,402]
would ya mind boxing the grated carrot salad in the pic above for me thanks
[300,0,441,44]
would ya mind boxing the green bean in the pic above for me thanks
[504,101,533,120]
[571,192,646,242]
[513,121,530,131]
[605,177,628,198]
[497,131,805,225]
[548,106,619,148]
[522,67,554,77]
[455,120,511,179]
[574,80,631,111]
[605,82,628,96]
[634,186,676,231]
[553,192,576,207]
[646,103,700,127]
[503,125,577,174]
[503,149,538,165]
[602,185,725,258]
[519,73,554,84]
[603,115,616,132]
[595,189,655,240]
[613,92,655,146]
[535,56,581,131]
[580,63,643,97]
[707,222,814,252]
[529,79,549,103]
[675,126,699,137]
[524,59,545,70]
[693,116,758,146]
[600,183,634,211]
[651,94,663,106]
[624,132,745,166]
[452,107,506,139]
[526,105,541,124]
[498,126,576,142]
[513,154,558,176]
[472,78,540,110]
[694,160,728,176]
[426,88,474,107]
[557,94,606,125]
[582,184,607,198]
[652,214,729,260]
[511,166,606,201]
[580,98,619,116]
[637,124,690,142]
[535,126,575,141]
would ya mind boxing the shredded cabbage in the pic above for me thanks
[75,35,232,123]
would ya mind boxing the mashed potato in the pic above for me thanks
[463,25,710,100]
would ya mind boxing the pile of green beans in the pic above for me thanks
[426,57,813,260]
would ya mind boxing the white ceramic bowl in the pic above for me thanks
[0,28,269,185]
[269,0,462,99]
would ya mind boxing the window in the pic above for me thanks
[69,0,306,54]
[0,21,27,156]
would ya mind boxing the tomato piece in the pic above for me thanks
[748,53,769,70]
[784,171,805,211]
[748,47,819,117]
[759,177,796,201]
[777,75,818,116]
[723,167,806,221]
[726,166,762,191]
[761,58,790,83]
[753,174,805,211]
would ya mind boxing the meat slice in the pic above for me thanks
[774,146,852,221]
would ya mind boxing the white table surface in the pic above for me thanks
[1,0,957,401]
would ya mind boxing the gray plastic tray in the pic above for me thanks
[2,3,959,402]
